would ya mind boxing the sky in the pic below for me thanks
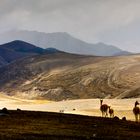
[0,0,140,52]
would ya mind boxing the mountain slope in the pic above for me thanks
[0,30,130,56]
[0,55,8,66]
[0,52,139,100]
[1,40,46,54]
[0,40,58,65]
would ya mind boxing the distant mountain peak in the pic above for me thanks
[0,40,59,65]
[0,30,131,56]
[96,42,105,45]
[7,40,32,44]
[1,40,36,47]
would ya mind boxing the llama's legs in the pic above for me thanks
[103,112,105,117]
[135,115,138,122]
[105,112,108,117]
[102,111,103,117]
[112,113,114,118]
[102,111,105,117]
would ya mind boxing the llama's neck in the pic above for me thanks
[100,100,103,106]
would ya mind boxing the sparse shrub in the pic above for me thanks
[113,116,119,120]
[1,107,9,114]
[17,108,21,111]
[122,117,126,121]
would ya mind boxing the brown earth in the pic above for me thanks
[0,52,140,100]
[0,110,140,140]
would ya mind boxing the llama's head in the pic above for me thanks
[100,99,103,105]
[135,101,139,106]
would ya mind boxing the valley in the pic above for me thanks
[1,1,140,139]
[0,94,138,121]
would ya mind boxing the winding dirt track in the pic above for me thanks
[12,54,140,99]
[103,55,140,98]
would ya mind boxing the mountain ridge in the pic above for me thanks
[0,30,131,56]
[0,40,59,66]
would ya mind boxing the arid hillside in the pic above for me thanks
[0,52,140,100]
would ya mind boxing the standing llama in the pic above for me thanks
[133,101,140,122]
[108,106,114,118]
[100,99,109,117]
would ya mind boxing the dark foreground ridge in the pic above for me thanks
[0,110,139,140]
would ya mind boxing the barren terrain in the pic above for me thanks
[0,110,140,140]
[0,53,140,100]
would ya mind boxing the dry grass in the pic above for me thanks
[0,110,139,140]
[2,53,140,100]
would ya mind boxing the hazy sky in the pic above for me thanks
[0,0,140,52]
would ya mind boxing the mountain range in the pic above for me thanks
[0,34,137,101]
[0,30,130,56]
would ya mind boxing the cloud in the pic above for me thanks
[0,0,140,52]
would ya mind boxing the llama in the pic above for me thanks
[59,109,64,113]
[133,101,140,122]
[100,99,109,117]
[108,106,114,118]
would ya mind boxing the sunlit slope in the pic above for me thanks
[0,52,140,100]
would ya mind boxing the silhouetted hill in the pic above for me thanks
[0,46,30,63]
[0,40,59,65]
[0,110,139,140]
[1,40,46,54]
